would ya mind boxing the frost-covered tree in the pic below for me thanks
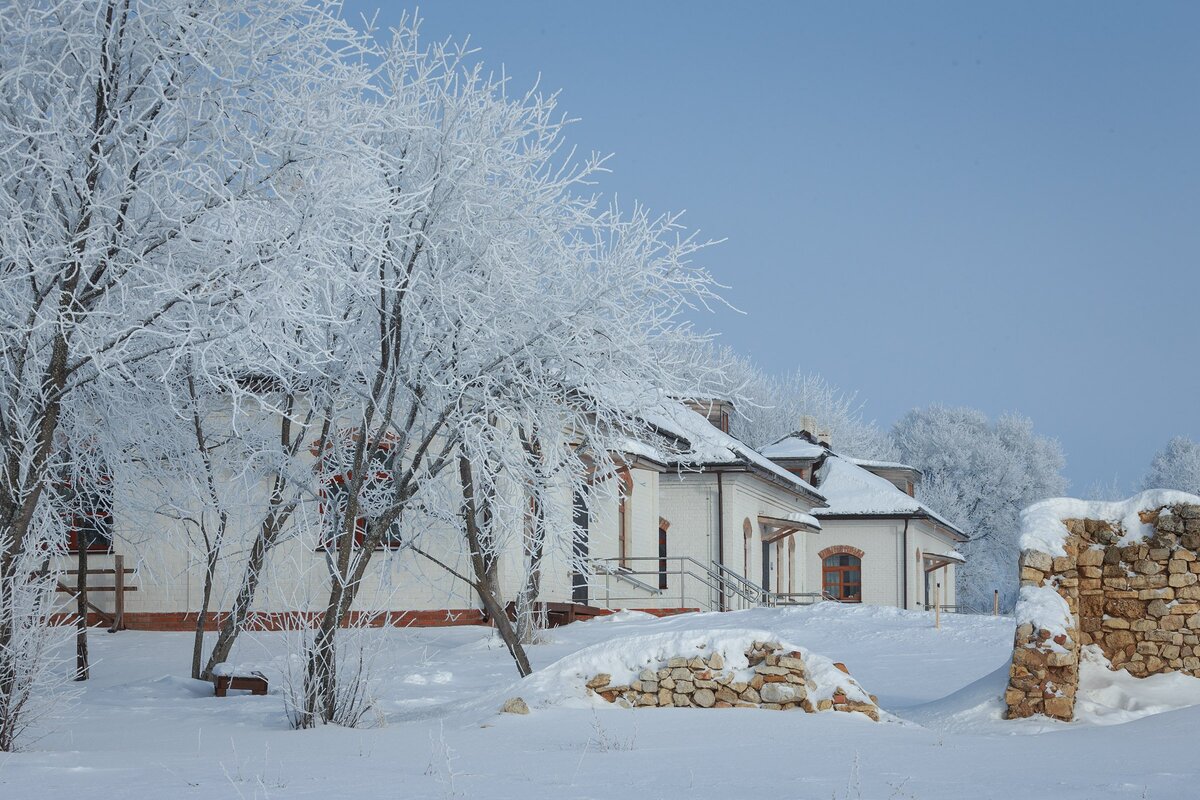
[891,406,1067,611]
[723,353,898,461]
[0,0,366,749]
[1141,437,1200,495]
[291,20,723,726]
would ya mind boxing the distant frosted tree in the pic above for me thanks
[723,353,898,461]
[892,406,1067,612]
[1085,475,1129,501]
[1141,437,1200,495]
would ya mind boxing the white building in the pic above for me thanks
[761,428,968,610]
[58,402,965,632]
[584,399,826,613]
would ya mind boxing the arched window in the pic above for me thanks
[617,468,633,568]
[775,540,784,594]
[820,545,864,602]
[787,537,796,594]
[658,517,670,590]
[742,518,753,577]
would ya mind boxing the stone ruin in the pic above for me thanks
[1005,502,1200,722]
[586,640,880,720]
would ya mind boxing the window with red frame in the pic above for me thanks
[63,479,114,554]
[822,553,862,602]
[319,447,404,550]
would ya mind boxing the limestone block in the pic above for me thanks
[759,683,800,704]
[1147,599,1172,617]
[1170,572,1199,588]
[1022,551,1053,571]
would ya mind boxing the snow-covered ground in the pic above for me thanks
[4,604,1200,799]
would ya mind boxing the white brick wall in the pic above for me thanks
[806,518,962,609]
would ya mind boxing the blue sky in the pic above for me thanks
[349,1,1200,492]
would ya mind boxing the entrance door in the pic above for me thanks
[571,490,589,603]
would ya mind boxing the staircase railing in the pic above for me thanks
[589,556,826,613]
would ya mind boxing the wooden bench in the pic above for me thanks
[213,670,269,697]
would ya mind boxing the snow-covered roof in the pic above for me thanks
[786,511,823,531]
[922,550,966,565]
[812,455,967,540]
[641,403,824,501]
[1019,490,1200,556]
[846,457,922,475]
[759,434,826,461]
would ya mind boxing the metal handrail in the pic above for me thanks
[590,555,794,612]
[764,591,825,607]
[591,561,664,595]
[591,557,733,611]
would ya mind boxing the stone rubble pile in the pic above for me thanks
[586,640,879,720]
[1006,503,1200,722]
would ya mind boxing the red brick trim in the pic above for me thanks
[52,607,697,631]
[819,544,865,560]
[52,609,488,632]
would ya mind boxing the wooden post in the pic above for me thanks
[934,582,941,629]
[993,589,999,616]
[111,554,125,632]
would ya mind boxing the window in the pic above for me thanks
[822,553,862,602]
[318,436,403,550]
[658,521,669,590]
[617,469,633,568]
[742,518,753,577]
[775,540,784,594]
[66,479,113,554]
[787,538,796,594]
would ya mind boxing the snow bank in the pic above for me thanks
[1075,645,1200,725]
[515,628,874,710]
[1019,490,1200,556]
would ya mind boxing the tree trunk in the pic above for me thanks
[515,494,546,646]
[74,541,89,681]
[191,548,218,681]
[202,513,284,680]
[458,455,531,677]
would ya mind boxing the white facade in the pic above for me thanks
[804,517,959,609]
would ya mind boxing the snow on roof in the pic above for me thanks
[812,455,967,540]
[923,550,966,565]
[765,510,823,531]
[814,455,924,516]
[847,457,922,475]
[1019,490,1200,557]
[759,434,827,461]
[787,511,822,531]
[642,403,824,500]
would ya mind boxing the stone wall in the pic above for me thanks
[586,640,880,719]
[1005,503,1200,722]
